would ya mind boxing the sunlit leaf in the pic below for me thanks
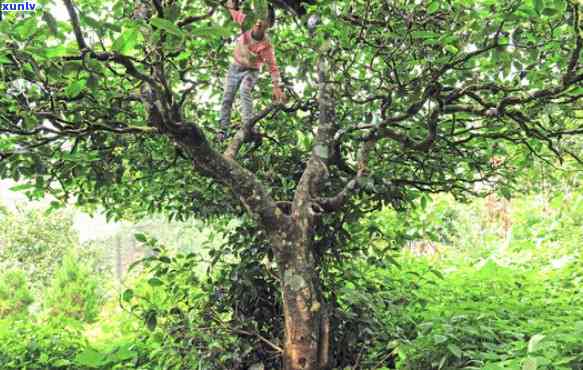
[150,17,184,37]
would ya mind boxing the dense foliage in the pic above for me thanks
[0,270,34,319]
[0,181,582,368]
[44,252,103,323]
[0,207,77,286]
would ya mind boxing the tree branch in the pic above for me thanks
[151,0,164,18]
[292,52,338,218]
[224,104,281,160]
[62,0,87,50]
[177,7,217,27]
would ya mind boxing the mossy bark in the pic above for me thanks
[273,225,330,370]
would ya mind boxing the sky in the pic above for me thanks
[0,180,121,243]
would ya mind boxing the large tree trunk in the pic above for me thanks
[272,51,337,369]
[273,226,331,370]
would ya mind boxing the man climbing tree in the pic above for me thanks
[218,0,287,141]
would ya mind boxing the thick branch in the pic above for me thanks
[152,0,164,18]
[314,136,374,213]
[224,104,280,160]
[177,7,217,27]
[498,73,583,111]
[292,53,337,217]
[173,125,289,232]
[62,0,87,50]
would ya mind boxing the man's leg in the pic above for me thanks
[239,69,259,126]
[219,64,244,135]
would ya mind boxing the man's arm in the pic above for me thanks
[226,0,245,25]
[261,46,286,103]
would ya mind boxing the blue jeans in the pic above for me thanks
[219,63,259,131]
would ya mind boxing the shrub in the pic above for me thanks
[0,208,77,287]
[0,319,86,370]
[0,270,34,319]
[44,253,103,323]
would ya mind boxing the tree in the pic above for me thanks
[0,207,78,287]
[0,270,34,319]
[1,0,582,368]
[44,252,102,323]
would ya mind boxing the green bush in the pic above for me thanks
[0,270,34,319]
[0,208,77,287]
[0,319,87,370]
[0,318,157,370]
[120,235,247,370]
[354,187,583,370]
[44,253,103,323]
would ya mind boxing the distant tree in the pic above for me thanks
[0,208,77,286]
[44,252,102,323]
[0,0,581,368]
[0,270,34,319]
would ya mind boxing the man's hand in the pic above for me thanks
[273,87,287,104]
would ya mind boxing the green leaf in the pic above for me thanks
[176,50,191,61]
[112,27,140,54]
[75,349,107,368]
[122,289,134,302]
[483,365,505,370]
[541,7,557,16]
[148,277,163,286]
[555,356,576,365]
[427,1,440,14]
[447,343,462,358]
[420,195,429,209]
[383,254,402,269]
[80,14,102,30]
[86,74,99,90]
[104,22,122,32]
[522,357,538,370]
[52,359,72,366]
[190,26,234,38]
[111,345,137,361]
[9,183,35,192]
[433,335,448,344]
[429,268,445,280]
[134,233,147,243]
[65,79,87,98]
[0,54,11,64]
[145,309,157,331]
[150,17,184,37]
[45,45,71,58]
[16,18,37,39]
[411,31,438,39]
[534,0,544,13]
[444,45,459,54]
[527,334,545,353]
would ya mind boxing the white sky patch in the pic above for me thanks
[464,44,478,53]
[49,1,68,21]
[0,179,121,242]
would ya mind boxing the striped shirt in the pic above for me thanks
[229,8,281,88]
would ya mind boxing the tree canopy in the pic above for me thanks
[0,0,580,219]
